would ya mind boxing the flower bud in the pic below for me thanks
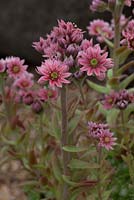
[23,93,34,105]
[32,100,43,113]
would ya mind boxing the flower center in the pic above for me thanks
[21,81,29,87]
[12,65,20,73]
[47,90,53,97]
[96,27,101,34]
[50,72,59,80]
[108,98,113,103]
[104,137,110,143]
[90,58,98,67]
[103,32,108,37]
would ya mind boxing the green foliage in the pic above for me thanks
[68,159,100,169]
[63,145,88,152]
[24,187,40,200]
[86,80,110,94]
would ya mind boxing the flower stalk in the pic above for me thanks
[97,146,102,200]
[113,3,124,76]
[60,85,69,200]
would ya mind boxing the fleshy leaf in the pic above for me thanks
[68,159,100,169]
[63,146,88,153]
[87,80,110,94]
[62,175,78,186]
[119,74,134,89]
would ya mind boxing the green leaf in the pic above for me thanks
[119,74,134,89]
[115,46,128,55]
[107,69,113,79]
[68,159,100,169]
[124,103,134,121]
[117,61,134,75]
[62,175,78,186]
[51,153,63,183]
[63,146,87,153]
[103,38,114,48]
[106,108,120,126]
[116,47,132,65]
[68,115,82,135]
[87,80,110,94]
[103,190,112,200]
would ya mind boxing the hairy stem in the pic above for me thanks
[113,4,124,76]
[0,75,11,125]
[61,85,69,199]
[97,146,102,200]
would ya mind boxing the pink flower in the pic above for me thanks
[125,0,134,6]
[37,87,58,101]
[88,121,108,138]
[99,130,117,150]
[0,59,6,73]
[13,72,34,89]
[32,37,46,53]
[87,20,114,42]
[129,93,134,103]
[37,59,71,87]
[90,0,106,12]
[80,39,93,51]
[64,56,74,68]
[111,15,127,28]
[78,45,113,79]
[122,20,134,50]
[6,57,28,78]
[22,91,35,105]
[102,91,118,110]
[32,100,43,113]
[33,20,83,65]
[115,89,133,109]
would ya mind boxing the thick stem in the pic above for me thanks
[61,85,69,200]
[120,110,134,184]
[121,110,129,152]
[97,146,102,200]
[113,4,124,76]
[1,75,11,125]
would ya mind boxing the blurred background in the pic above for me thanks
[0,0,133,66]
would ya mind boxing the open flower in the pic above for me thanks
[37,87,58,101]
[88,121,117,150]
[90,0,107,12]
[13,72,34,90]
[6,57,28,78]
[87,19,114,42]
[102,91,118,110]
[0,59,6,73]
[98,129,117,150]
[125,0,134,6]
[122,19,134,50]
[78,45,113,79]
[37,59,71,87]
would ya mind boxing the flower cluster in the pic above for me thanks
[33,20,83,68]
[78,40,113,80]
[0,57,58,113]
[102,89,134,110]
[88,121,117,150]
[121,19,134,50]
[33,20,85,87]
[0,57,34,91]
